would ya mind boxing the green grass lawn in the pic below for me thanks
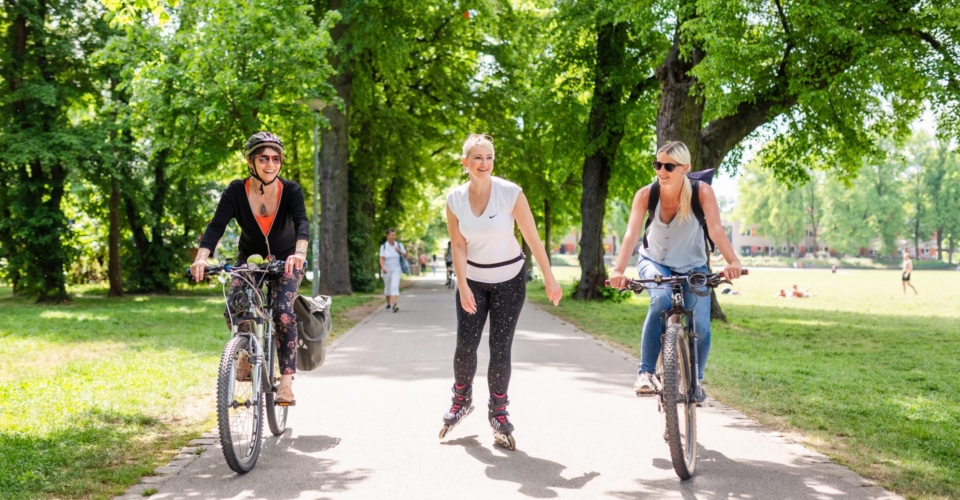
[0,283,380,499]
[527,268,960,500]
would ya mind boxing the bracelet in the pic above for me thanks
[295,249,307,255]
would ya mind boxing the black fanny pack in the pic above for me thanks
[467,253,524,269]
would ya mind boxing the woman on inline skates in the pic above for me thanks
[190,131,309,405]
[439,134,563,449]
[608,141,742,405]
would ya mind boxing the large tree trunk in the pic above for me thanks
[108,176,122,297]
[318,2,353,295]
[38,161,68,302]
[574,22,631,300]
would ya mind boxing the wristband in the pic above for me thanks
[295,249,306,255]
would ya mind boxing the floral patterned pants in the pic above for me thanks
[224,267,304,375]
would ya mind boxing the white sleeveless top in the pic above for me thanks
[638,202,707,273]
[446,176,524,283]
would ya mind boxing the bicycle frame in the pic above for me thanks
[660,282,700,404]
[228,280,278,410]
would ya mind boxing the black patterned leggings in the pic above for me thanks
[453,270,526,395]
[225,267,304,375]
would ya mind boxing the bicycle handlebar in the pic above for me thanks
[604,268,748,291]
[186,259,286,280]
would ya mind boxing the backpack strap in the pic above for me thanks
[642,181,660,249]
[689,179,716,253]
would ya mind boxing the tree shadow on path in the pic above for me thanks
[154,434,370,500]
[442,435,599,498]
[608,445,889,500]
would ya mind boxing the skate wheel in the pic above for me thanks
[494,432,516,450]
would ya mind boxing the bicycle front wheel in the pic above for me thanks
[217,335,263,473]
[660,323,697,479]
[265,339,288,436]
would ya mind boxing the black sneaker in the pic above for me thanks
[392,305,399,313]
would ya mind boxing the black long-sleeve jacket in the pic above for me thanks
[199,178,309,260]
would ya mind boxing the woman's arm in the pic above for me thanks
[446,204,477,313]
[284,184,310,274]
[288,183,310,243]
[192,185,238,282]
[698,183,742,280]
[379,256,387,273]
[513,193,562,306]
[609,187,650,288]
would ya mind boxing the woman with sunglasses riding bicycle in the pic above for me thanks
[190,131,309,405]
[608,141,742,404]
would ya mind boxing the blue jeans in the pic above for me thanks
[637,258,711,380]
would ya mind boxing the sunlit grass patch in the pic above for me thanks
[0,283,381,499]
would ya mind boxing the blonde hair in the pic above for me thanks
[657,141,693,222]
[461,134,495,158]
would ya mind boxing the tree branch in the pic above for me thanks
[700,91,798,170]
[903,28,960,90]
[774,0,794,78]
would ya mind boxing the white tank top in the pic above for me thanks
[638,202,707,273]
[446,176,524,283]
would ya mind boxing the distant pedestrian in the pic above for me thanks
[379,229,409,312]
[420,252,429,275]
[438,133,562,449]
[901,251,917,295]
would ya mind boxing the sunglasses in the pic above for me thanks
[652,161,684,172]
[257,155,283,165]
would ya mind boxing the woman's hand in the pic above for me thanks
[722,259,743,281]
[190,260,207,283]
[458,281,477,314]
[544,277,562,306]
[285,253,306,275]
[608,269,629,289]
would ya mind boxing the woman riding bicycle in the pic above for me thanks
[190,131,309,405]
[609,141,742,404]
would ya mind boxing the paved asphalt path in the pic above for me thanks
[149,278,901,500]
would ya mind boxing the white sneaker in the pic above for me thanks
[634,372,658,396]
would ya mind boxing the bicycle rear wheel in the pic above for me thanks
[217,335,263,473]
[660,323,697,479]
[265,339,288,436]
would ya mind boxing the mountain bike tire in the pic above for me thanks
[217,335,263,473]
[660,323,697,479]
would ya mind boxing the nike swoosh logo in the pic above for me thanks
[489,214,498,219]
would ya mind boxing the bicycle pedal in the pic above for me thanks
[275,401,296,407]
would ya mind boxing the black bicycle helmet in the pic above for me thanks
[243,132,285,194]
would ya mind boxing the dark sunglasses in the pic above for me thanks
[257,155,283,165]
[652,161,684,172]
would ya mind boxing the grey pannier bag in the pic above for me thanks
[294,294,332,371]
